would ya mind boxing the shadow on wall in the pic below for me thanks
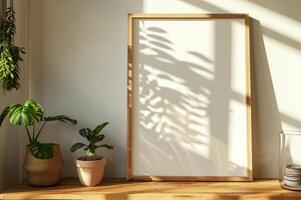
[0,123,20,191]
[250,0,301,22]
[250,0,301,52]
[250,18,282,178]
[133,19,249,176]
[180,0,291,178]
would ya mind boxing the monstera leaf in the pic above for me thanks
[6,99,44,126]
[0,99,78,159]
[0,99,44,127]
[8,104,36,126]
[24,99,43,121]
[0,106,10,126]
[28,141,53,159]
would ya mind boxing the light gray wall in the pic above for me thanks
[28,0,143,178]
[27,0,301,178]
[0,0,28,191]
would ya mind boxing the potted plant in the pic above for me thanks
[0,6,25,91]
[0,99,77,186]
[71,122,113,186]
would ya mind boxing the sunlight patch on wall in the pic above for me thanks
[192,0,301,43]
[143,0,207,13]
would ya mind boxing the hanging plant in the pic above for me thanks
[0,6,25,91]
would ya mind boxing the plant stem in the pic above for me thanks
[25,126,32,143]
[32,124,35,141]
[35,121,46,141]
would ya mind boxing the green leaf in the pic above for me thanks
[85,144,96,156]
[1,100,44,127]
[94,134,105,143]
[79,128,92,139]
[70,143,86,152]
[93,122,109,136]
[8,104,22,115]
[43,115,77,125]
[74,123,113,156]
[24,99,43,121]
[0,106,10,126]
[0,6,25,91]
[28,141,53,159]
[97,144,114,150]
[8,104,36,126]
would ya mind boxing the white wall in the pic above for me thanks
[28,0,143,178]
[27,0,301,178]
[0,0,28,191]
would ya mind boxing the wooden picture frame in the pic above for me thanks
[127,14,252,181]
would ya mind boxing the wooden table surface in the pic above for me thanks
[1,178,301,200]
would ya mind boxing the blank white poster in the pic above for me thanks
[130,17,251,179]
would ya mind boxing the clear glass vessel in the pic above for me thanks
[280,131,301,190]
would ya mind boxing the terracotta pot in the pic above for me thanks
[23,144,63,186]
[76,156,106,186]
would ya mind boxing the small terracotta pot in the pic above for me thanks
[23,144,63,186]
[76,156,106,186]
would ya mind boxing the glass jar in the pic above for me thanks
[280,131,301,190]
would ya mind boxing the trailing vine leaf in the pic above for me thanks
[0,6,25,91]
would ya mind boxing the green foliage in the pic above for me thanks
[0,106,10,126]
[28,141,53,159]
[70,142,86,152]
[7,100,43,126]
[0,7,25,91]
[0,99,77,159]
[44,115,77,124]
[70,122,113,157]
